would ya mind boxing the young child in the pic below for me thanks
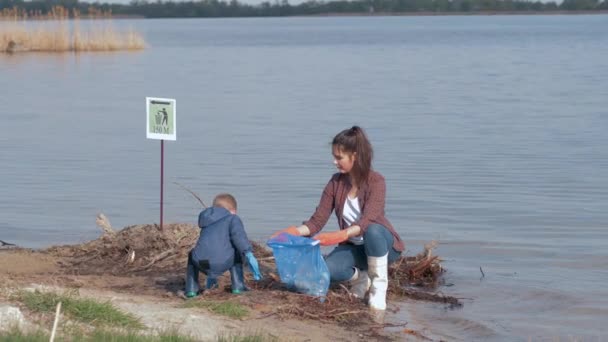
[185,193,261,297]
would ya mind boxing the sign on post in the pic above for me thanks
[146,97,176,140]
[146,96,176,231]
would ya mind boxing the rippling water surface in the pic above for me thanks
[2,15,607,340]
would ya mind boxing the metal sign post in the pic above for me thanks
[146,97,176,230]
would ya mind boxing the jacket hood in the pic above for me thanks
[198,207,232,228]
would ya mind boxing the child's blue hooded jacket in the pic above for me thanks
[191,206,252,277]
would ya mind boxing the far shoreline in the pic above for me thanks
[309,9,608,16]
[110,9,608,19]
[1,9,607,21]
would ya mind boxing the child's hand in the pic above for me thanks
[314,230,349,246]
[245,252,262,281]
[270,226,300,238]
[206,277,218,289]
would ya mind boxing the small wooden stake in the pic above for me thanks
[49,301,62,342]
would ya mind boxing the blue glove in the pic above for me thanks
[245,251,262,281]
[206,277,218,289]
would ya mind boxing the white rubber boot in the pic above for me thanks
[367,253,388,311]
[348,268,371,299]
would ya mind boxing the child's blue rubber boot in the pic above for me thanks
[230,264,248,294]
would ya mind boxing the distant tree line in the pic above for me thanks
[1,0,607,18]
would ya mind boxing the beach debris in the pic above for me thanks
[0,239,16,247]
[403,328,432,340]
[126,248,136,263]
[42,223,459,329]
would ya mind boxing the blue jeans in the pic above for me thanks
[324,224,401,283]
[185,251,243,293]
[185,251,204,293]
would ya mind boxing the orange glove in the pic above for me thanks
[271,226,301,238]
[314,230,349,246]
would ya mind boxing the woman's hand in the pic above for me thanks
[270,226,300,238]
[314,230,349,246]
[270,225,311,238]
[345,225,361,237]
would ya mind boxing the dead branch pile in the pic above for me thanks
[201,285,372,326]
[45,222,198,277]
[44,220,460,326]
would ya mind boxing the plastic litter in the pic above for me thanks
[267,233,330,300]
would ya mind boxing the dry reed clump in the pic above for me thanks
[43,219,460,327]
[1,6,74,21]
[0,7,145,53]
[1,6,114,21]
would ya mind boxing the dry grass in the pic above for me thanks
[0,7,145,53]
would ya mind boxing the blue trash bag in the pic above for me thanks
[267,233,330,299]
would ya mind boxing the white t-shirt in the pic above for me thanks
[343,196,364,245]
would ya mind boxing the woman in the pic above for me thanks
[272,126,405,311]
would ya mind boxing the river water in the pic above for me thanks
[1,15,607,341]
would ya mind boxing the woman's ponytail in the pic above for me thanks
[332,126,373,186]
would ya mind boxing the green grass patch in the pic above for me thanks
[15,290,143,329]
[0,327,196,342]
[182,300,249,320]
[87,329,196,342]
[0,327,275,342]
[0,327,49,342]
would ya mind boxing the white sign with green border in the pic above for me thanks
[146,97,176,140]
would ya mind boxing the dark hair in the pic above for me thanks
[332,126,373,186]
[213,193,237,211]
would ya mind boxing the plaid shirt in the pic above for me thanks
[304,170,405,252]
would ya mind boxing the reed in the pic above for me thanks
[0,6,113,21]
[0,7,145,53]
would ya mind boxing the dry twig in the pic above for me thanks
[173,182,207,208]
[137,248,175,271]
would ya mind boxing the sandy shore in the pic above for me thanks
[0,248,383,341]
[0,223,452,341]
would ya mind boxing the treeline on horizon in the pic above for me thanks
[1,0,607,18]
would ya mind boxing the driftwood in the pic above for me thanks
[0,239,16,247]
[136,248,175,271]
